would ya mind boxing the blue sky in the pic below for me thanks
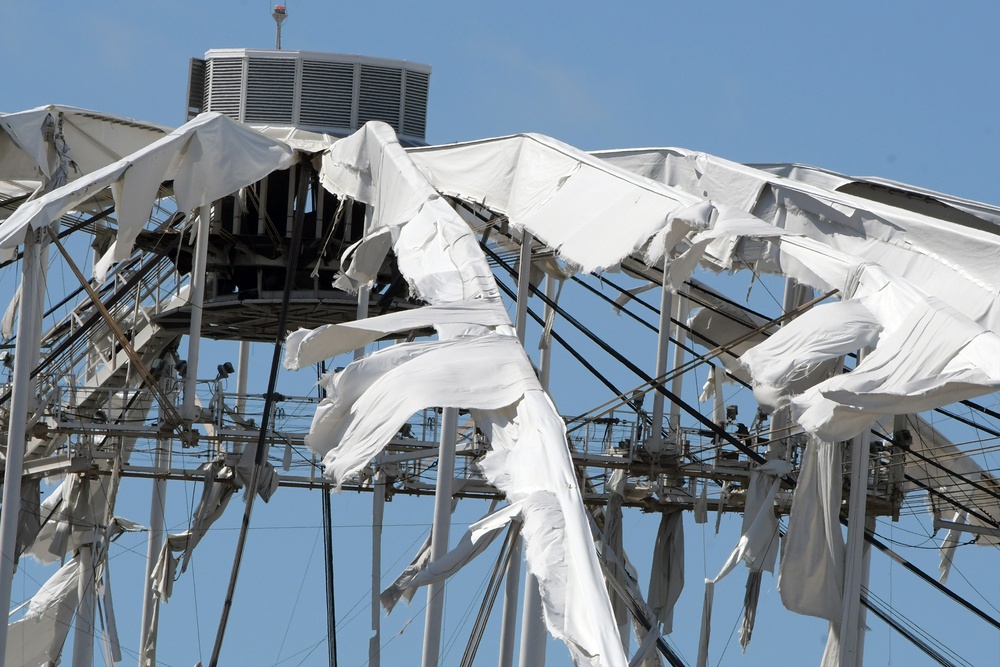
[3,2,1000,666]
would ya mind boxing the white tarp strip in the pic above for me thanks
[381,501,520,613]
[595,147,1000,332]
[646,510,684,634]
[283,299,510,370]
[314,122,626,666]
[5,555,81,667]
[778,437,844,621]
[409,134,766,275]
[0,112,295,281]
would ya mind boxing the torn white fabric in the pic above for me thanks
[597,147,1000,332]
[409,134,767,275]
[695,460,788,667]
[0,112,295,281]
[381,500,513,613]
[741,299,882,413]
[779,437,844,621]
[283,299,511,370]
[5,555,81,667]
[646,510,684,634]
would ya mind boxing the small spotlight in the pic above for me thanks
[216,361,235,380]
[176,360,188,378]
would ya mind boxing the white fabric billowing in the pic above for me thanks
[597,147,1000,332]
[409,134,766,275]
[309,333,541,484]
[0,112,295,280]
[5,555,81,667]
[26,475,106,564]
[741,299,883,413]
[283,299,510,370]
[791,295,1000,443]
[778,437,844,621]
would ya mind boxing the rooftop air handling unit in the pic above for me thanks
[186,48,431,145]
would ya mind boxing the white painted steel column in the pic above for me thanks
[501,231,534,666]
[234,340,251,416]
[0,229,44,659]
[497,539,521,667]
[182,205,212,422]
[667,294,687,450]
[139,440,168,661]
[422,407,458,667]
[72,543,95,667]
[513,231,547,666]
[647,284,673,453]
[840,423,871,667]
[369,470,385,667]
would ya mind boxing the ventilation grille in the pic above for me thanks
[300,60,354,129]
[206,58,244,119]
[402,71,429,138]
[358,65,402,132]
[186,58,206,121]
[199,50,430,142]
[245,58,296,123]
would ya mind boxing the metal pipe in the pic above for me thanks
[667,294,687,448]
[647,284,673,453]
[72,543,96,667]
[0,229,43,659]
[322,489,339,667]
[369,470,385,667]
[497,538,521,667]
[517,574,546,666]
[138,436,168,663]
[514,230,532,344]
[235,340,251,416]
[422,407,458,667]
[840,385,871,667]
[182,205,212,422]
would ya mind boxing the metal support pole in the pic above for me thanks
[647,284,673,453]
[497,539,521,667]
[182,205,212,422]
[138,436,168,663]
[322,489,339,667]
[0,229,43,660]
[667,294,687,448]
[514,230,532,345]
[422,407,458,667]
[517,575,546,666]
[72,543,96,667]
[840,425,871,667]
[369,470,386,667]
[235,340,251,416]
[539,276,556,389]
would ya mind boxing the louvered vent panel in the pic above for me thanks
[300,60,354,128]
[245,58,296,123]
[206,58,244,119]
[402,71,429,139]
[187,58,206,121]
[358,65,402,131]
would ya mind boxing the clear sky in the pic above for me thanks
[3,2,1000,666]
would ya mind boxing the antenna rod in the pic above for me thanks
[272,5,287,50]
